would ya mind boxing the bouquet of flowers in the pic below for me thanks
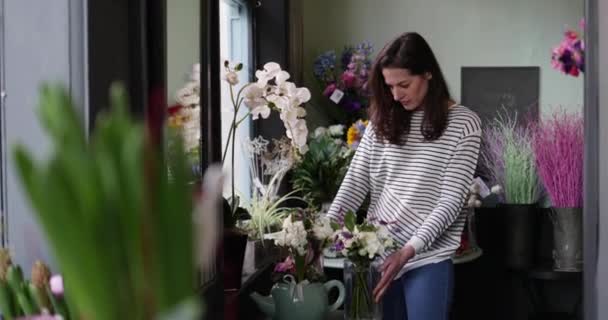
[168,64,202,179]
[329,211,394,319]
[270,210,334,283]
[313,42,374,123]
[551,18,585,77]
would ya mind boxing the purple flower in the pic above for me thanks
[341,98,362,112]
[334,241,345,252]
[341,231,353,239]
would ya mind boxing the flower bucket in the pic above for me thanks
[549,207,583,271]
[499,203,539,270]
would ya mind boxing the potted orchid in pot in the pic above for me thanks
[220,61,311,289]
[249,210,345,320]
[533,110,583,271]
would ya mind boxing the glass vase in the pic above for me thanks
[343,258,382,320]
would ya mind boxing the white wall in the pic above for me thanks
[167,0,200,105]
[302,0,584,126]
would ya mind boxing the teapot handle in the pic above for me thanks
[324,279,345,311]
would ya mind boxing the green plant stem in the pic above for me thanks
[222,83,253,213]
[221,124,235,164]
[350,263,372,319]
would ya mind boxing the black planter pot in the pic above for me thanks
[223,229,248,290]
[499,203,540,270]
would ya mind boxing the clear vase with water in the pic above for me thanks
[343,258,382,320]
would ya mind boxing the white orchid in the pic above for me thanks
[231,61,310,154]
[224,70,239,85]
[255,62,285,87]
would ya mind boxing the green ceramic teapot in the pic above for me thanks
[250,275,345,320]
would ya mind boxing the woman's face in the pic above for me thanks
[382,67,430,111]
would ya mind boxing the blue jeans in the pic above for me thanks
[382,259,454,320]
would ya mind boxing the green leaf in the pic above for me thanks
[330,221,341,231]
[235,63,243,71]
[344,211,356,232]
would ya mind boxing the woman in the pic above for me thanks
[326,32,482,320]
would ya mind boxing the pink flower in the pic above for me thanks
[341,71,357,88]
[274,256,295,273]
[50,274,64,296]
[323,83,337,97]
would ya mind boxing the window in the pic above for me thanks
[220,0,252,205]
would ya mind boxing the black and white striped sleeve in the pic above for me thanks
[326,125,374,222]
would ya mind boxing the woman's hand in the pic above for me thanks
[372,245,416,303]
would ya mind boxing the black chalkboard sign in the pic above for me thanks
[461,67,540,127]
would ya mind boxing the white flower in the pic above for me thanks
[328,124,345,136]
[175,81,200,107]
[313,127,327,138]
[491,185,502,194]
[243,85,271,119]
[285,83,311,105]
[313,217,334,241]
[255,62,284,86]
[376,225,390,240]
[224,71,239,85]
[284,118,308,152]
[275,216,308,256]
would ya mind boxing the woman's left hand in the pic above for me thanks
[372,245,416,303]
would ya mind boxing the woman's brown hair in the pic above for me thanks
[369,32,452,144]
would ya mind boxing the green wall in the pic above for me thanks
[302,0,584,127]
[167,0,200,105]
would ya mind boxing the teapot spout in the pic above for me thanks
[250,292,276,317]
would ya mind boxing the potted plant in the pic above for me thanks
[533,110,583,271]
[291,125,353,212]
[241,136,304,270]
[12,83,207,319]
[481,114,542,269]
[219,61,311,288]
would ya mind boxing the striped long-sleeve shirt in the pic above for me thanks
[327,105,482,278]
